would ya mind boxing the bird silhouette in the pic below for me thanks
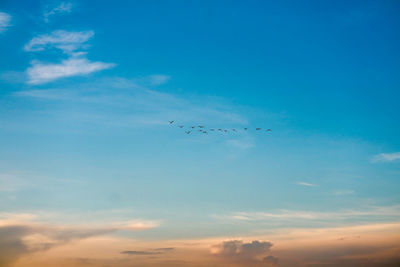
[244,128,248,130]
[178,125,184,128]
[266,129,271,131]
[256,128,261,130]
[198,126,204,128]
[232,129,236,132]
[169,121,174,124]
[185,131,191,134]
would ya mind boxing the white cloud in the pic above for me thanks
[0,11,11,33]
[371,152,400,163]
[226,139,254,150]
[27,57,115,84]
[332,189,354,196]
[147,74,170,86]
[217,205,400,222]
[44,2,73,22]
[24,30,93,53]
[296,181,317,187]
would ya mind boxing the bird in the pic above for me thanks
[203,131,208,134]
[218,129,222,131]
[210,129,215,131]
[185,131,191,134]
[266,129,271,132]
[198,129,203,132]
[169,121,174,124]
[191,126,195,129]
[178,125,184,128]
[232,129,236,132]
[198,126,204,128]
[244,128,248,130]
[256,128,261,130]
[224,130,228,133]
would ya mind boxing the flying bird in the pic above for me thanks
[203,131,208,134]
[256,128,261,130]
[218,129,222,131]
[169,121,174,124]
[191,126,195,129]
[266,129,271,132]
[178,125,184,128]
[198,126,204,128]
[185,131,191,134]
[244,128,248,130]
[232,129,236,132]
[224,130,228,132]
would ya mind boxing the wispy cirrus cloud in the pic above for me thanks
[24,30,115,84]
[371,152,400,163]
[43,2,73,22]
[295,181,317,187]
[13,76,247,128]
[216,205,400,222]
[0,11,11,33]
[24,30,94,53]
[27,56,115,84]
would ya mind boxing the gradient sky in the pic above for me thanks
[1,1,400,266]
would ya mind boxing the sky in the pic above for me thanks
[0,0,400,266]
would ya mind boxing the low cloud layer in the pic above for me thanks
[0,213,158,267]
[212,240,277,266]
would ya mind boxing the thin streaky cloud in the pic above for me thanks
[371,152,400,163]
[44,2,73,22]
[217,205,400,222]
[27,57,115,84]
[296,181,317,187]
[0,11,11,32]
[147,74,170,86]
[24,30,93,53]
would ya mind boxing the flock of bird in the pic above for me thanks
[168,121,271,135]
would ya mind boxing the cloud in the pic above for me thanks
[0,11,11,33]
[0,212,158,266]
[332,189,354,196]
[22,30,115,84]
[226,139,254,150]
[212,240,276,265]
[121,250,162,255]
[27,57,115,84]
[12,76,247,129]
[217,205,400,223]
[44,2,73,22]
[263,255,279,265]
[295,181,317,187]
[371,152,400,163]
[24,30,93,53]
[146,75,171,86]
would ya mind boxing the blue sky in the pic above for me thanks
[0,1,400,266]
